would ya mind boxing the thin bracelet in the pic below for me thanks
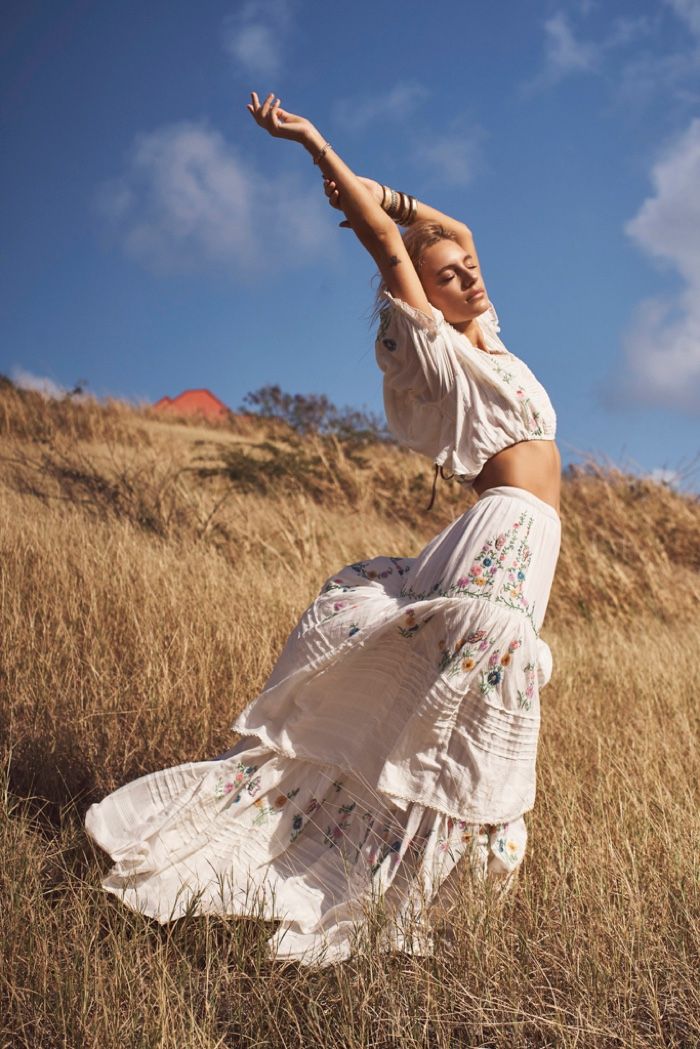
[313,141,333,165]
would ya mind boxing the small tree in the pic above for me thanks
[239,384,390,442]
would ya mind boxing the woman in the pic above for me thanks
[85,92,561,968]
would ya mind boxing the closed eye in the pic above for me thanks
[439,264,478,285]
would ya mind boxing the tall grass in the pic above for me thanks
[1,386,698,1048]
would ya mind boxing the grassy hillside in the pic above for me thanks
[1,382,699,1048]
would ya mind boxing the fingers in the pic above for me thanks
[248,91,286,130]
[323,177,340,207]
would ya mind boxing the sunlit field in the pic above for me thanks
[1,380,699,1049]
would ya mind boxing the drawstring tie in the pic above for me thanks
[425,464,456,512]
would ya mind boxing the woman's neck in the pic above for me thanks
[450,317,488,351]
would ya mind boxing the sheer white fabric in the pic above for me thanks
[376,292,557,484]
[85,290,563,969]
[86,486,561,967]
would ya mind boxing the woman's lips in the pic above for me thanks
[467,289,485,302]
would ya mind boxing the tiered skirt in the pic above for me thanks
[85,485,561,967]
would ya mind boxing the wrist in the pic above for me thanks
[302,127,325,156]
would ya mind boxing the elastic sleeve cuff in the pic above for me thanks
[381,291,446,338]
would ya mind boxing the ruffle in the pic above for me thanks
[85,739,527,968]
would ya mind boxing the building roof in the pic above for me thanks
[153,388,231,417]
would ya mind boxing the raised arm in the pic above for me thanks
[325,176,483,278]
[246,92,433,318]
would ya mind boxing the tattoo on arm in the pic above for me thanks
[389,255,401,267]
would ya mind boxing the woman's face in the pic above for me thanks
[418,239,489,328]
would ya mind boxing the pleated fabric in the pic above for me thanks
[85,485,561,967]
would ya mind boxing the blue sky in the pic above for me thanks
[2,0,699,491]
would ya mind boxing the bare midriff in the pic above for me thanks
[472,440,562,517]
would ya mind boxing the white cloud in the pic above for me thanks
[616,118,700,412]
[605,15,654,49]
[611,48,700,113]
[11,367,69,399]
[665,0,700,37]
[332,82,429,133]
[412,122,484,188]
[544,12,598,77]
[522,9,655,96]
[607,3,700,114]
[94,120,334,277]
[222,0,292,78]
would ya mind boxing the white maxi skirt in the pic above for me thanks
[85,485,561,967]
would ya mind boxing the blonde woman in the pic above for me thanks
[86,92,562,968]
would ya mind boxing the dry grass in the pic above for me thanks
[1,387,698,1048]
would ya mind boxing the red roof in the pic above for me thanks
[153,388,230,420]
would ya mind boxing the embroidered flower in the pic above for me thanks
[517,661,537,711]
[400,513,539,633]
[467,630,487,643]
[215,762,261,801]
[479,638,523,696]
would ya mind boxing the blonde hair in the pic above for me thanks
[370,221,459,325]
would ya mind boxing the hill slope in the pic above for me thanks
[1,383,699,1048]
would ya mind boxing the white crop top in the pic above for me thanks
[375,291,557,488]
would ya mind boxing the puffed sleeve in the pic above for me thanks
[375,292,456,402]
[374,290,529,479]
[374,292,458,463]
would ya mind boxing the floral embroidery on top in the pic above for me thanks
[483,355,547,437]
[377,308,391,342]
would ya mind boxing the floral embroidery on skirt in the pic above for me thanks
[85,485,560,968]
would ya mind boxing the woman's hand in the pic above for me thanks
[324,176,383,227]
[246,91,319,147]
[324,176,382,209]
